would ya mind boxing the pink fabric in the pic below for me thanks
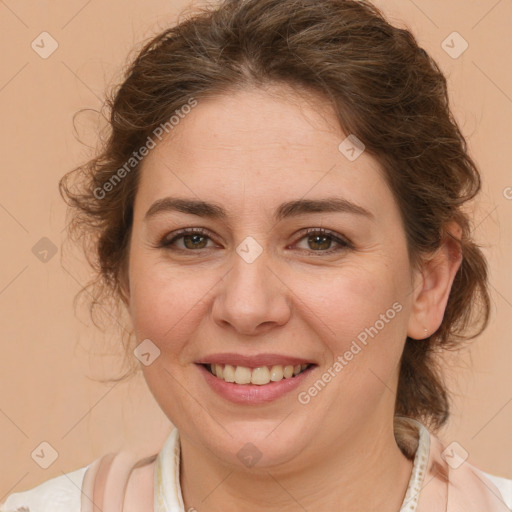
[81,451,139,512]
[417,432,508,511]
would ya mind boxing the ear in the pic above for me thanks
[407,222,463,340]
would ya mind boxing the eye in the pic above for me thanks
[158,227,217,251]
[293,228,352,254]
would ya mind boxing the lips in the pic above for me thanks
[197,361,315,404]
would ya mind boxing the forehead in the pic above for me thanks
[135,86,392,218]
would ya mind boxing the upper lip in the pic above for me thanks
[195,353,315,368]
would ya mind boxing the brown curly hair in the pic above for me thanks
[59,0,490,437]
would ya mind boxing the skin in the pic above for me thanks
[122,84,462,511]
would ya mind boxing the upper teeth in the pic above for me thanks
[208,364,309,385]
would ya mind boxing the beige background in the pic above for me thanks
[0,0,511,497]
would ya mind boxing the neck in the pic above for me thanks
[178,420,414,512]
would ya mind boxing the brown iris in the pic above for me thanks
[183,234,209,249]
[307,234,332,251]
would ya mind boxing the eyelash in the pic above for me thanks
[157,227,352,255]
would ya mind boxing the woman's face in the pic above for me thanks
[126,86,422,469]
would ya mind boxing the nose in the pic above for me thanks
[211,248,292,336]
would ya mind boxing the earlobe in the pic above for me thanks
[407,223,463,340]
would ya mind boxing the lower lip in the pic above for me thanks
[197,364,315,405]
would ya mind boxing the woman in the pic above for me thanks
[2,0,510,510]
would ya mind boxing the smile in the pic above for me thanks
[204,363,311,385]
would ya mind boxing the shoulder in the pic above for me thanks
[0,465,89,512]
[478,470,512,509]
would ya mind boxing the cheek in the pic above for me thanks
[127,251,215,354]
[303,261,406,334]
[291,259,410,381]
[290,264,410,427]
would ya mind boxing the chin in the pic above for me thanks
[197,419,315,471]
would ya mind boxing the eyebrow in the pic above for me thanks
[144,196,374,222]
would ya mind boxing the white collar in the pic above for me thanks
[399,419,430,511]
[154,428,184,512]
